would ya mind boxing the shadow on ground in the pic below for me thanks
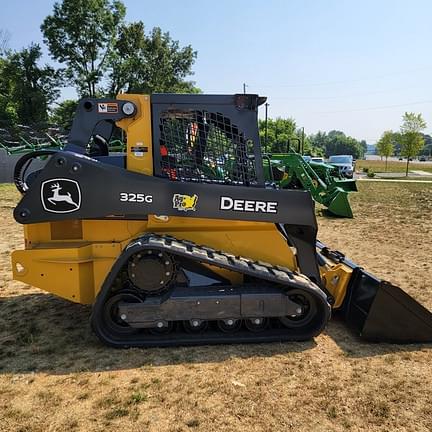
[324,315,431,358]
[0,293,318,374]
[1,293,430,375]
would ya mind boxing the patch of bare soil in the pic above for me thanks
[1,183,431,432]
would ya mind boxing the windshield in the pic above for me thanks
[329,156,352,164]
[311,158,323,163]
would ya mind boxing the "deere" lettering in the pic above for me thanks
[220,196,278,213]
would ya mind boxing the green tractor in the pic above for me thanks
[263,139,357,218]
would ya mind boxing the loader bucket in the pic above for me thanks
[325,189,353,218]
[332,178,358,192]
[343,268,432,343]
[318,242,432,343]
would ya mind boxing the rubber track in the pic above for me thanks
[91,234,332,348]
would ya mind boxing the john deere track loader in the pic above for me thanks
[10,94,432,347]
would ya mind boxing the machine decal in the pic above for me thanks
[119,192,153,203]
[97,102,118,114]
[173,194,198,212]
[220,196,278,214]
[40,179,81,213]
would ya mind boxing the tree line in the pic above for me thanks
[258,117,367,159]
[0,0,198,129]
[376,112,429,175]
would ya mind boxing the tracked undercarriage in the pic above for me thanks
[92,234,331,347]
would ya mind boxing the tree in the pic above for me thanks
[310,130,365,159]
[419,134,432,157]
[258,117,297,153]
[400,112,426,176]
[0,44,61,125]
[376,130,395,171]
[41,0,126,97]
[51,99,78,130]
[0,29,10,56]
[107,22,198,95]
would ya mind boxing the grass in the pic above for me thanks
[0,182,431,431]
[356,159,432,173]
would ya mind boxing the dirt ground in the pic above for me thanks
[1,182,431,432]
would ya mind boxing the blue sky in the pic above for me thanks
[1,0,432,143]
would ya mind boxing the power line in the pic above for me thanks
[267,85,428,101]
[314,99,432,114]
[248,66,432,89]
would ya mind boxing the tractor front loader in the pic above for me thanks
[10,93,432,347]
[264,138,357,218]
[264,151,355,218]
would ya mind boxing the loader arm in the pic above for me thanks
[267,152,354,218]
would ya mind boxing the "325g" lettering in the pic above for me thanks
[119,192,153,203]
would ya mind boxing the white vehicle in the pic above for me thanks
[311,157,324,164]
[328,155,354,178]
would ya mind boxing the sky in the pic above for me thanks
[1,0,432,143]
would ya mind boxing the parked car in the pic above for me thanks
[419,156,426,162]
[311,157,324,163]
[328,155,354,178]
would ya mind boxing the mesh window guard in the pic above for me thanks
[159,109,258,185]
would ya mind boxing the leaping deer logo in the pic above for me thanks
[48,182,79,208]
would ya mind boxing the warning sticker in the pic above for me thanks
[98,102,118,114]
[131,146,148,153]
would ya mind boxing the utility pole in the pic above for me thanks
[264,103,269,153]
[301,126,305,155]
[243,83,248,94]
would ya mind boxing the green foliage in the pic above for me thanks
[50,99,78,130]
[107,22,198,95]
[376,130,395,171]
[400,132,424,158]
[419,134,432,156]
[309,130,365,159]
[0,55,18,125]
[41,1,198,98]
[258,117,297,153]
[258,120,363,157]
[400,112,426,134]
[399,112,426,175]
[0,44,61,126]
[41,0,126,97]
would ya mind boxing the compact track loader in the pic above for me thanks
[10,94,432,347]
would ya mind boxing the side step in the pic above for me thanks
[318,241,432,343]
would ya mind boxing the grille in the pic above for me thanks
[158,110,257,185]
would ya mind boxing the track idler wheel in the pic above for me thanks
[280,289,317,329]
[103,291,142,337]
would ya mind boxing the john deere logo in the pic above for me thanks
[173,194,198,212]
[41,178,81,213]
